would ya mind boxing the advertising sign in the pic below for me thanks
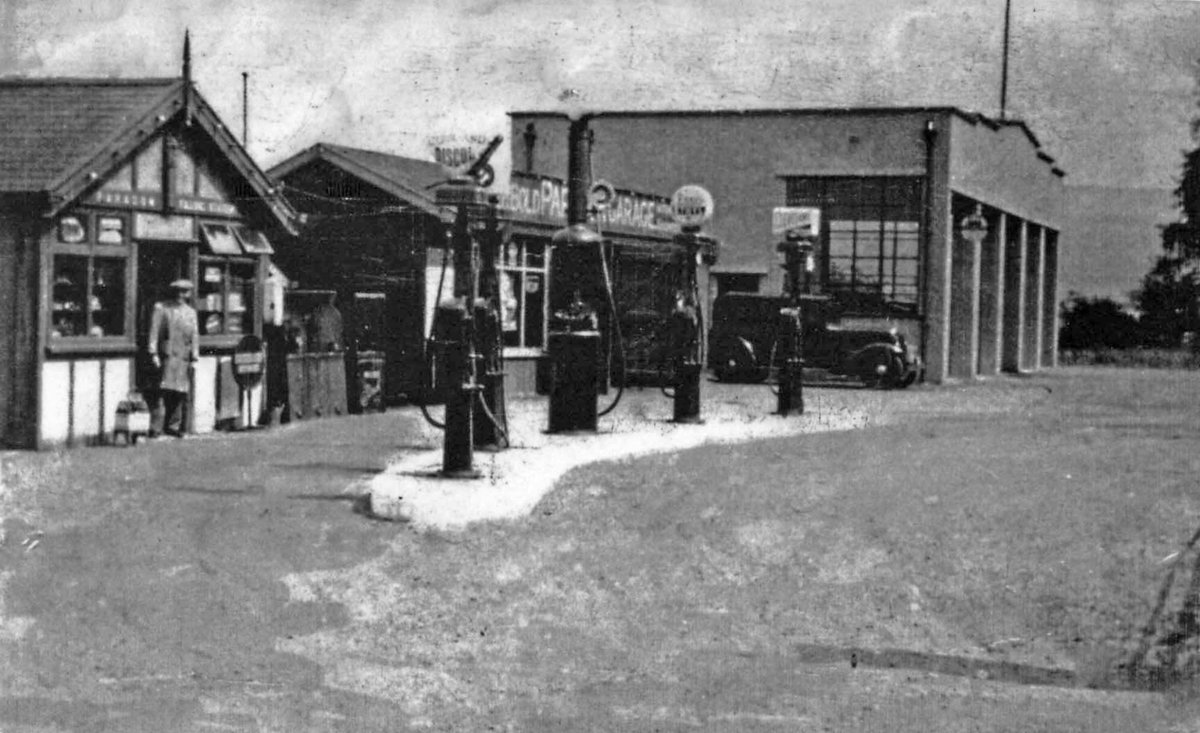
[133,212,196,242]
[500,173,673,233]
[771,207,821,238]
[232,334,265,389]
[589,179,617,211]
[670,185,714,228]
[427,133,491,175]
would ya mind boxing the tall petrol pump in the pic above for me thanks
[774,228,816,416]
[666,185,716,423]
[546,113,608,433]
[428,135,506,477]
[473,194,508,450]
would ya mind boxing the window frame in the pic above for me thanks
[785,176,923,315]
[497,236,549,355]
[196,254,259,343]
[45,210,136,355]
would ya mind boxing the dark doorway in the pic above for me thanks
[135,241,190,390]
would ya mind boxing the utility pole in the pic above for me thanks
[1000,0,1012,120]
[242,71,249,147]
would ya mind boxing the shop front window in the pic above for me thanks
[49,212,130,343]
[197,258,256,336]
[498,238,546,349]
[786,176,922,313]
[51,255,127,338]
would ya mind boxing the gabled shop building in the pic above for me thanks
[0,75,296,449]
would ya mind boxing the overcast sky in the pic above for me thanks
[3,0,1199,192]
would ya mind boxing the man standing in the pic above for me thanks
[149,279,200,438]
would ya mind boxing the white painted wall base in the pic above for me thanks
[192,356,218,434]
[39,357,134,447]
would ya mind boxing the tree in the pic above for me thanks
[1135,259,1200,347]
[1134,67,1200,346]
[1059,293,1142,350]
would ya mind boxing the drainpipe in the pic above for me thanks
[920,118,937,374]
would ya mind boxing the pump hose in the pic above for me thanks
[417,244,453,431]
[766,337,781,397]
[418,347,447,430]
[478,307,510,447]
[474,388,511,448]
[597,238,625,418]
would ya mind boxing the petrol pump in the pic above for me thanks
[546,113,608,434]
[473,194,508,450]
[775,228,815,416]
[426,136,506,477]
[665,184,716,423]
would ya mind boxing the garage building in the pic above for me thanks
[509,108,1066,384]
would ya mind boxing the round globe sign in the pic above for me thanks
[670,185,714,228]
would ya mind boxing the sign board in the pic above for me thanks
[426,133,501,186]
[427,134,490,173]
[133,212,196,242]
[232,334,265,389]
[90,190,237,218]
[670,185,714,228]
[500,173,674,233]
[771,207,821,238]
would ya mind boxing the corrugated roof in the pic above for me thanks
[0,78,179,193]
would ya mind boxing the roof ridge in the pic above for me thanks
[0,76,178,87]
[322,141,438,164]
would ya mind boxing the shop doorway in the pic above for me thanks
[135,241,190,391]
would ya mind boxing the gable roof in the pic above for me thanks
[0,78,176,192]
[0,77,297,232]
[269,142,450,220]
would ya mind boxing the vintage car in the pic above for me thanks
[707,292,922,388]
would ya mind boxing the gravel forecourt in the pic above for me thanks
[2,367,1200,731]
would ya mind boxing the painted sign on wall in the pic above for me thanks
[500,173,673,233]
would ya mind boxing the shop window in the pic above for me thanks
[49,212,130,344]
[498,238,546,349]
[197,258,256,336]
[786,176,922,313]
[51,255,127,339]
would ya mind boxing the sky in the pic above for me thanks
[2,0,1199,193]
